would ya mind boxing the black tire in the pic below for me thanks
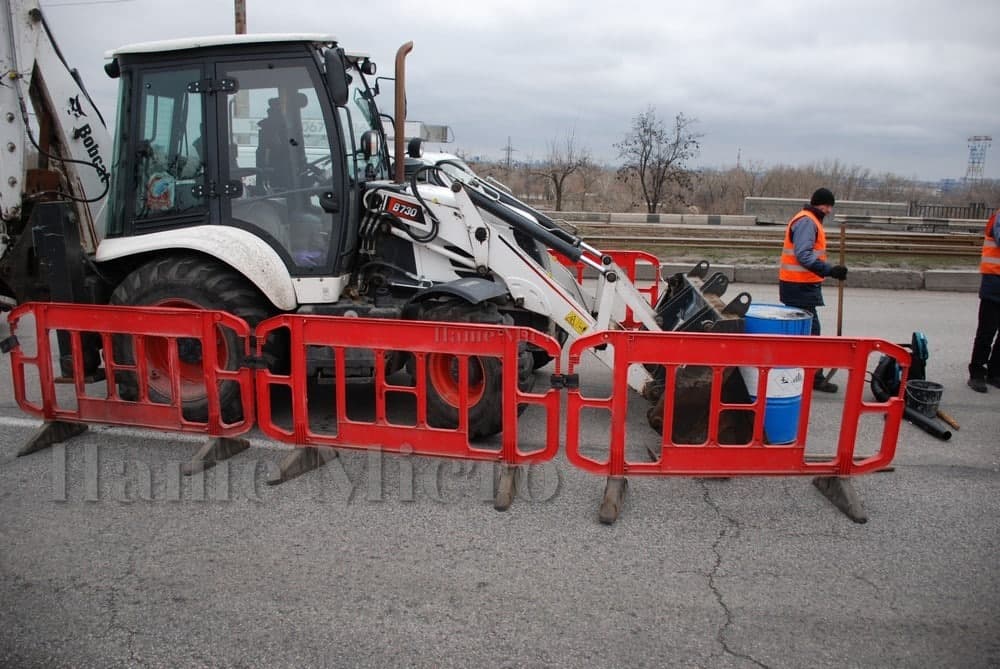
[529,327,566,370]
[414,299,534,439]
[110,255,274,422]
[530,347,552,370]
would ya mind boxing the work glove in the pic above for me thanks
[829,265,848,280]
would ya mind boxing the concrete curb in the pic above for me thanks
[642,263,980,292]
[924,270,981,292]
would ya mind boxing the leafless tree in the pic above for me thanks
[472,148,997,218]
[615,107,702,213]
[576,162,609,211]
[530,132,591,211]
[735,160,773,199]
[692,169,736,214]
[958,180,1000,212]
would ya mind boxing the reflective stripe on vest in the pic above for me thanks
[779,209,827,283]
[981,212,1000,275]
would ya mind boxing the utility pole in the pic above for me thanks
[235,0,246,34]
[502,136,517,175]
[234,1,248,118]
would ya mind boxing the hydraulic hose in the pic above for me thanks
[432,159,582,249]
[464,186,583,263]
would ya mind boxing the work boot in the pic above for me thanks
[968,377,988,393]
[813,372,838,394]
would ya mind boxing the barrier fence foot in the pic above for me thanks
[494,464,518,512]
[812,476,867,524]
[805,454,895,474]
[267,446,337,486]
[181,437,250,476]
[598,476,627,525]
[17,420,88,457]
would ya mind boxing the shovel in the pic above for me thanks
[825,221,846,382]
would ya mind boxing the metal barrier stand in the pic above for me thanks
[251,313,563,512]
[564,330,909,524]
[4,302,256,475]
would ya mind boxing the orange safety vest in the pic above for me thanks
[779,209,827,283]
[981,211,1000,276]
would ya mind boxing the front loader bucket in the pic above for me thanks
[647,261,754,441]
[655,261,751,333]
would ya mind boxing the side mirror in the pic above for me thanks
[324,49,349,107]
[407,137,423,158]
[360,130,381,160]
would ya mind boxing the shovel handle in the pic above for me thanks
[936,409,960,431]
[826,222,847,382]
[836,221,846,337]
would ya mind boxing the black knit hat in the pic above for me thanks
[810,188,836,207]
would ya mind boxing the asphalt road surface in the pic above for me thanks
[1,285,997,668]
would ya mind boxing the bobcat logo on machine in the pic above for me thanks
[385,196,424,223]
[67,95,87,119]
[73,123,111,184]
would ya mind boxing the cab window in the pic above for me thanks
[131,67,206,225]
[222,60,337,269]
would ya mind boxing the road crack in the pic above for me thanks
[853,572,902,617]
[700,480,770,669]
[101,521,146,667]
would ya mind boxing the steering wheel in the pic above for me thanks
[300,155,333,184]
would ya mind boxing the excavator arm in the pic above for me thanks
[1,0,112,264]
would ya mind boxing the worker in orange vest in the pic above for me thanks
[778,187,848,393]
[967,208,1000,392]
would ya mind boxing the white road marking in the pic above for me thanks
[0,414,293,451]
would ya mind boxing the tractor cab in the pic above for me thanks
[102,34,387,277]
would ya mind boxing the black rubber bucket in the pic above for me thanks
[905,379,944,418]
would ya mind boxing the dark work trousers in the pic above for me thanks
[969,298,1000,380]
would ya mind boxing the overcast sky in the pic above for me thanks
[38,0,1000,181]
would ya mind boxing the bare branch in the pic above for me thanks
[615,107,702,213]
[530,130,592,211]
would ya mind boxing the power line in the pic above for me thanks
[44,0,137,6]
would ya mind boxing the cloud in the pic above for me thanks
[35,0,1000,180]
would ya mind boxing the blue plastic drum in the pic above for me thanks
[740,304,812,444]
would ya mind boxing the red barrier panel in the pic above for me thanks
[253,314,562,465]
[553,249,660,328]
[565,330,909,477]
[6,302,254,436]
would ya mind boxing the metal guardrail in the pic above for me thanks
[545,210,988,233]
[563,222,983,260]
[909,201,991,219]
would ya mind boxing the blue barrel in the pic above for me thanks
[740,304,812,444]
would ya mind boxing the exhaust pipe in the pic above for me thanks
[393,41,413,184]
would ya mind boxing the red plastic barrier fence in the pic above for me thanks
[5,304,908,488]
[553,249,661,328]
[253,314,562,465]
[6,302,254,435]
[564,330,910,478]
